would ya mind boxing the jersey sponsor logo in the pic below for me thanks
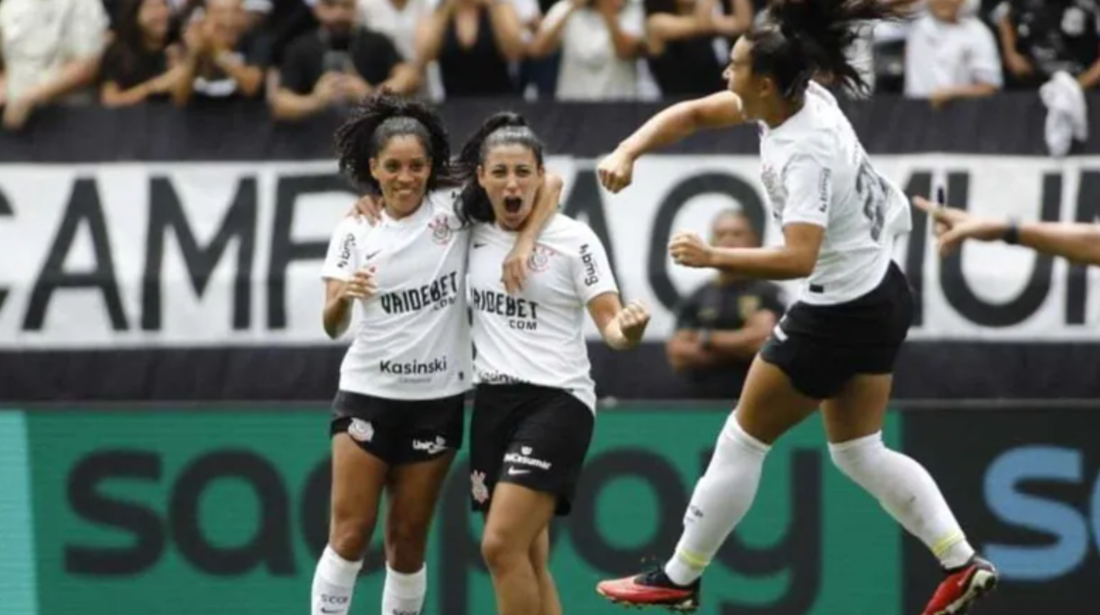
[504,447,552,470]
[817,168,831,213]
[429,213,455,245]
[471,288,540,331]
[761,162,787,216]
[527,244,557,273]
[579,244,600,287]
[348,418,374,442]
[337,233,356,269]
[470,470,490,504]
[379,356,448,382]
[412,435,448,455]
[379,271,460,315]
[477,370,527,385]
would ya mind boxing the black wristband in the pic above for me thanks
[1003,219,1020,245]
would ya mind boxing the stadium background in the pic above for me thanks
[2,94,1099,615]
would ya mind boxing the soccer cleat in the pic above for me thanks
[596,568,701,612]
[921,556,998,615]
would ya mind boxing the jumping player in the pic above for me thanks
[594,2,997,615]
[314,93,558,615]
[457,112,651,615]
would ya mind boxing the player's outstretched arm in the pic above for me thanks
[598,91,745,193]
[914,196,1100,265]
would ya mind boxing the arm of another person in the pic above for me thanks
[270,40,339,120]
[913,196,1100,265]
[415,0,459,66]
[211,44,265,97]
[502,173,564,294]
[598,0,644,60]
[706,308,778,360]
[928,22,1003,107]
[665,292,713,372]
[485,0,528,61]
[529,0,581,58]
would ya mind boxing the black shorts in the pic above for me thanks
[469,383,595,517]
[760,261,914,400]
[330,390,465,465]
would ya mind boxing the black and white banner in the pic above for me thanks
[1,155,1099,350]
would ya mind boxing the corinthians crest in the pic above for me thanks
[428,214,455,245]
[527,244,557,273]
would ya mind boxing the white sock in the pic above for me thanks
[311,546,363,615]
[381,563,427,615]
[664,413,771,586]
[829,432,976,570]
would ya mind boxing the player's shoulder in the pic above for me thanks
[331,215,368,238]
[540,213,602,249]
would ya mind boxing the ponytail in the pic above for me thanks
[749,0,917,98]
[455,112,545,225]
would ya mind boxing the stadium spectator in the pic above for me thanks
[904,0,1002,107]
[994,0,1100,90]
[0,0,109,131]
[272,0,415,121]
[100,0,187,107]
[530,0,646,100]
[666,210,785,399]
[416,0,526,97]
[358,0,438,97]
[644,0,751,97]
[172,0,269,104]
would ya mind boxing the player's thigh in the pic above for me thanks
[385,451,457,535]
[483,482,557,560]
[330,433,389,526]
[821,372,893,444]
[736,355,821,444]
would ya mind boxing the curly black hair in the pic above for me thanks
[454,111,546,225]
[334,91,455,195]
[748,0,918,99]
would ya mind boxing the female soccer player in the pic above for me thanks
[456,112,651,615]
[315,93,558,615]
[594,2,997,615]
[914,195,1100,265]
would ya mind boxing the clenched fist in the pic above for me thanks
[342,268,379,300]
[669,232,714,268]
[617,301,650,344]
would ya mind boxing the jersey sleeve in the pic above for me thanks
[321,219,361,281]
[571,225,619,304]
[780,139,834,228]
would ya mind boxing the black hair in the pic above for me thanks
[454,112,546,225]
[747,0,916,99]
[334,91,454,196]
[106,0,178,81]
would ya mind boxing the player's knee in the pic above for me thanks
[481,529,523,573]
[828,431,885,479]
[330,517,373,561]
[385,520,428,572]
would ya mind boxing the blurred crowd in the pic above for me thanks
[0,0,1097,129]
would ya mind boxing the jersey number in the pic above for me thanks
[855,157,887,242]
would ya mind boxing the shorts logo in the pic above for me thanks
[348,418,374,443]
[412,436,448,455]
[504,447,552,470]
[527,245,557,273]
[429,214,454,245]
[470,470,490,504]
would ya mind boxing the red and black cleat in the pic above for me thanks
[921,556,999,615]
[596,568,701,612]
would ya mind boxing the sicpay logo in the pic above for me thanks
[983,445,1100,581]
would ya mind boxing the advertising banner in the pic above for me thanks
[2,155,1100,351]
[6,406,902,615]
[902,407,1100,614]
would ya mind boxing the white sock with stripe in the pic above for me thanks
[664,413,771,586]
[311,546,362,615]
[828,432,975,570]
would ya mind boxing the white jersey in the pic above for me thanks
[321,193,471,399]
[758,81,912,305]
[468,215,618,412]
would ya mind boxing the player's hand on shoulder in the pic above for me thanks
[597,148,635,194]
[669,231,714,268]
[617,300,650,344]
[349,193,384,225]
[502,237,533,295]
[341,267,379,300]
